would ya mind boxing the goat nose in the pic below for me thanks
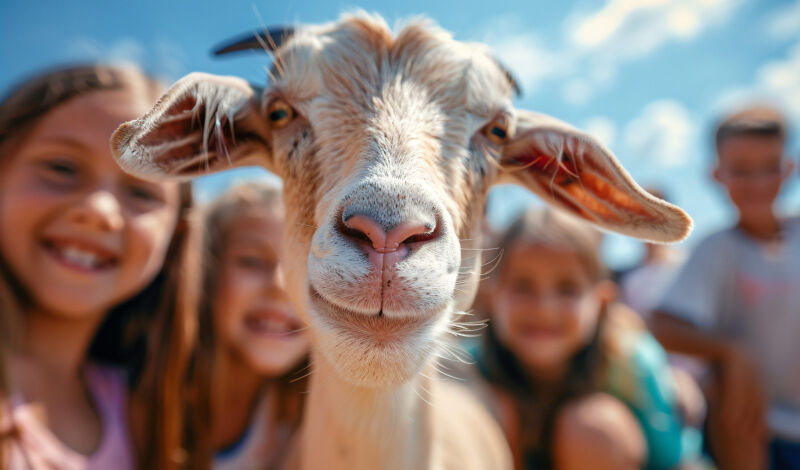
[340,214,438,272]
[342,215,437,251]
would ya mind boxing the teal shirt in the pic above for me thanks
[603,330,700,470]
[471,329,701,470]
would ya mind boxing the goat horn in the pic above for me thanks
[212,26,295,56]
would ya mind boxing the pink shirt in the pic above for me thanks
[1,364,135,470]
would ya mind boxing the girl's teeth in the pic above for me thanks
[249,317,292,334]
[267,318,289,333]
[61,246,102,268]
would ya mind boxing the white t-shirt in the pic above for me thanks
[658,217,800,440]
[621,252,684,320]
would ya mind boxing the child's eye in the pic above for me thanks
[236,255,274,270]
[127,184,161,203]
[47,160,77,174]
[39,158,80,184]
[555,281,583,297]
[511,279,534,295]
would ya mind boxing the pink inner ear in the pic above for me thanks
[507,136,654,224]
[137,93,238,175]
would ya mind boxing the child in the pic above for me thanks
[0,64,197,470]
[473,207,699,470]
[653,106,800,470]
[198,182,310,470]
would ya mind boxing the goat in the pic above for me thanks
[111,13,692,470]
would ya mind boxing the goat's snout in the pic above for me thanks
[338,212,439,273]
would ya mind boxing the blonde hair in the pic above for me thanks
[493,207,606,282]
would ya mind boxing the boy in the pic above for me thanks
[652,106,799,470]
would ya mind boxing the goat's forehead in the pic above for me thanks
[270,17,512,116]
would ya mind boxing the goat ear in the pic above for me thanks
[111,72,272,182]
[493,111,692,242]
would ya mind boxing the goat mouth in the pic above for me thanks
[309,286,436,342]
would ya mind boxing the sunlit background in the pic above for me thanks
[2,0,799,268]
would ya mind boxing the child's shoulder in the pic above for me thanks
[684,225,747,265]
[784,214,800,235]
[694,225,740,248]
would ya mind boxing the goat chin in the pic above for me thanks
[309,287,453,389]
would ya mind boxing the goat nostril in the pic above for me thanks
[341,214,387,250]
[341,224,372,244]
[385,221,438,249]
[401,232,435,245]
[400,225,437,245]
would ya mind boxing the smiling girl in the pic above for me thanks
[473,208,699,470]
[0,65,197,470]
[197,182,310,470]
[198,182,310,469]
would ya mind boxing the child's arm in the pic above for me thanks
[650,311,734,364]
[652,311,768,469]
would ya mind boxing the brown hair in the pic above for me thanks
[193,181,308,469]
[477,207,640,468]
[714,105,787,153]
[0,64,198,470]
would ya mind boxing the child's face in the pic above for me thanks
[0,90,181,318]
[213,208,309,377]
[714,134,791,217]
[491,241,609,380]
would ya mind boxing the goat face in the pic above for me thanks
[111,14,692,388]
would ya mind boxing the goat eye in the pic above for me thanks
[484,115,510,145]
[267,100,294,129]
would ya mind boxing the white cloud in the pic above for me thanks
[764,0,800,41]
[107,38,147,66]
[483,0,742,106]
[563,79,593,106]
[714,40,800,123]
[758,42,800,117]
[63,37,186,82]
[491,34,563,92]
[481,1,742,106]
[569,0,740,59]
[582,116,618,148]
[153,40,188,82]
[480,16,564,93]
[555,0,742,104]
[623,99,695,167]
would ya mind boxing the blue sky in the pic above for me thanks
[2,0,799,267]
